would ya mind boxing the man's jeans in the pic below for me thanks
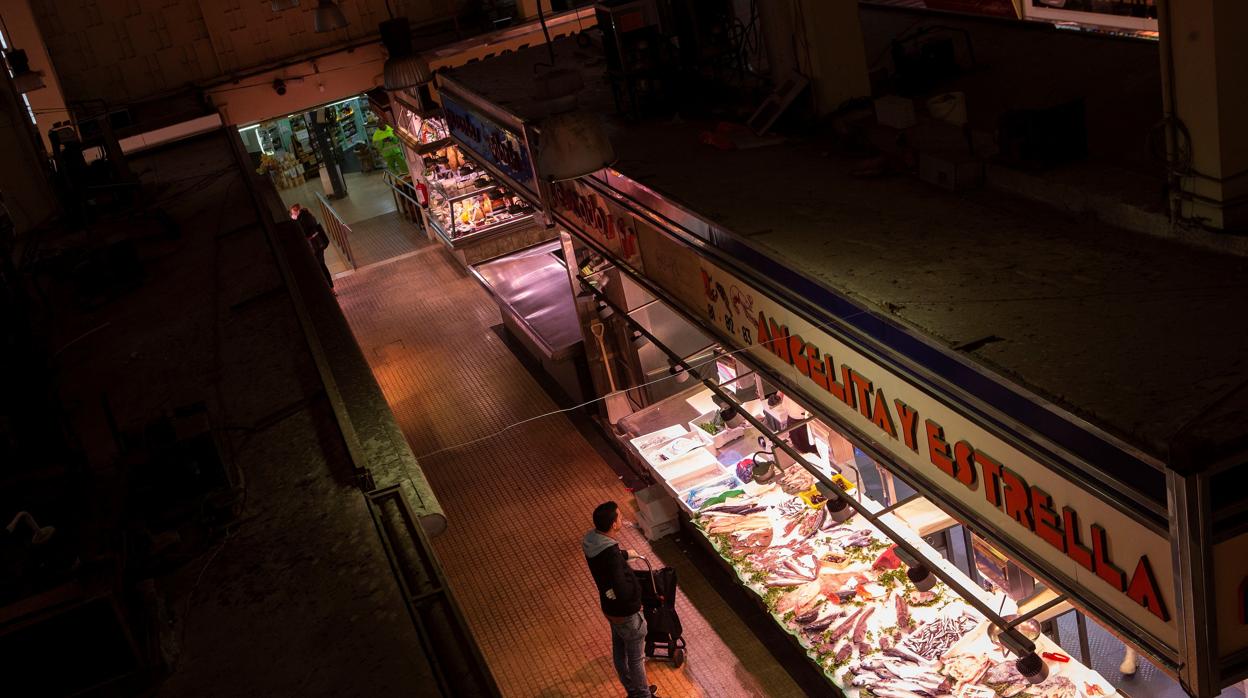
[610,612,650,697]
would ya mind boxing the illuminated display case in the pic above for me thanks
[421,143,535,244]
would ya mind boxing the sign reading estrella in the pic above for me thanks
[442,94,535,194]
[686,257,1177,641]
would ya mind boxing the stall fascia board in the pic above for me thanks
[435,77,543,207]
[604,295,1122,698]
[553,173,1188,678]
[594,168,1170,526]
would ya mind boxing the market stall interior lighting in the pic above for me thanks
[1015,651,1050,684]
[905,562,938,592]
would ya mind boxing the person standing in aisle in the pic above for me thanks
[583,502,656,698]
[289,203,334,292]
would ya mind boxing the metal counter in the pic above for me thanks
[471,241,587,401]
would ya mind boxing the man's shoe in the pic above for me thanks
[649,685,658,696]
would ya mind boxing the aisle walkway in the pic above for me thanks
[337,237,805,698]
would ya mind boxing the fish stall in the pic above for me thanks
[621,380,1118,698]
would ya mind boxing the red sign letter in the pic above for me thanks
[1063,507,1095,572]
[1001,467,1034,531]
[925,419,957,479]
[1091,525,1127,592]
[871,389,898,439]
[1030,486,1066,553]
[1126,557,1169,622]
[952,440,979,490]
[894,399,920,452]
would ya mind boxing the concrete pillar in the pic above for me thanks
[0,71,58,235]
[760,0,870,117]
[1,0,71,153]
[1161,0,1248,231]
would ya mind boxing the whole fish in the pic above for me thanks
[851,606,876,655]
[825,607,865,643]
[803,606,844,633]
[895,590,912,631]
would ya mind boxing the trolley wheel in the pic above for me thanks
[672,648,686,668]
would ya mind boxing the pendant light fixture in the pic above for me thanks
[380,17,430,91]
[536,109,615,182]
[313,0,349,33]
[530,0,614,182]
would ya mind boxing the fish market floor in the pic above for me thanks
[337,236,807,698]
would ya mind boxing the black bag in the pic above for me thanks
[311,226,330,251]
[635,567,682,652]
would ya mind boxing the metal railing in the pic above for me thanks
[383,169,424,224]
[315,192,356,269]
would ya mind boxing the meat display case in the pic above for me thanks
[423,151,536,245]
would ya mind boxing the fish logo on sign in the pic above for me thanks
[701,268,756,346]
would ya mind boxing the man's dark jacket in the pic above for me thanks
[582,530,641,617]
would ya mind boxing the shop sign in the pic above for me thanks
[441,94,535,194]
[551,178,646,271]
[635,226,1178,651]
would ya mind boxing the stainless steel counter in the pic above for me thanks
[471,240,582,361]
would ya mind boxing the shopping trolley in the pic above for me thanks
[632,555,687,667]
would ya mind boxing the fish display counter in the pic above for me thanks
[622,383,1119,698]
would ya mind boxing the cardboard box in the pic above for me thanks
[919,149,984,191]
[874,95,917,130]
[635,486,679,524]
[637,506,680,541]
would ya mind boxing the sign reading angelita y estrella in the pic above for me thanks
[630,222,1178,655]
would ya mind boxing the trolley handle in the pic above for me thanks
[628,553,660,598]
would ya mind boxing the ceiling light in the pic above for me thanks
[383,55,431,91]
[314,0,349,33]
[4,50,46,93]
[380,18,431,91]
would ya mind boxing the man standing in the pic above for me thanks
[583,502,655,698]
[289,203,334,291]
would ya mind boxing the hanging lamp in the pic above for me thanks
[380,17,431,91]
[536,109,615,182]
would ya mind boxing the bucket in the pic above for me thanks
[927,92,967,126]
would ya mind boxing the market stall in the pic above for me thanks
[542,178,1170,698]
[601,294,1122,698]
[416,142,546,264]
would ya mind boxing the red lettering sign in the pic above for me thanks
[742,310,1171,622]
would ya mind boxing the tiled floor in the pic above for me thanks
[279,170,397,225]
[337,237,807,698]
[346,211,426,269]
